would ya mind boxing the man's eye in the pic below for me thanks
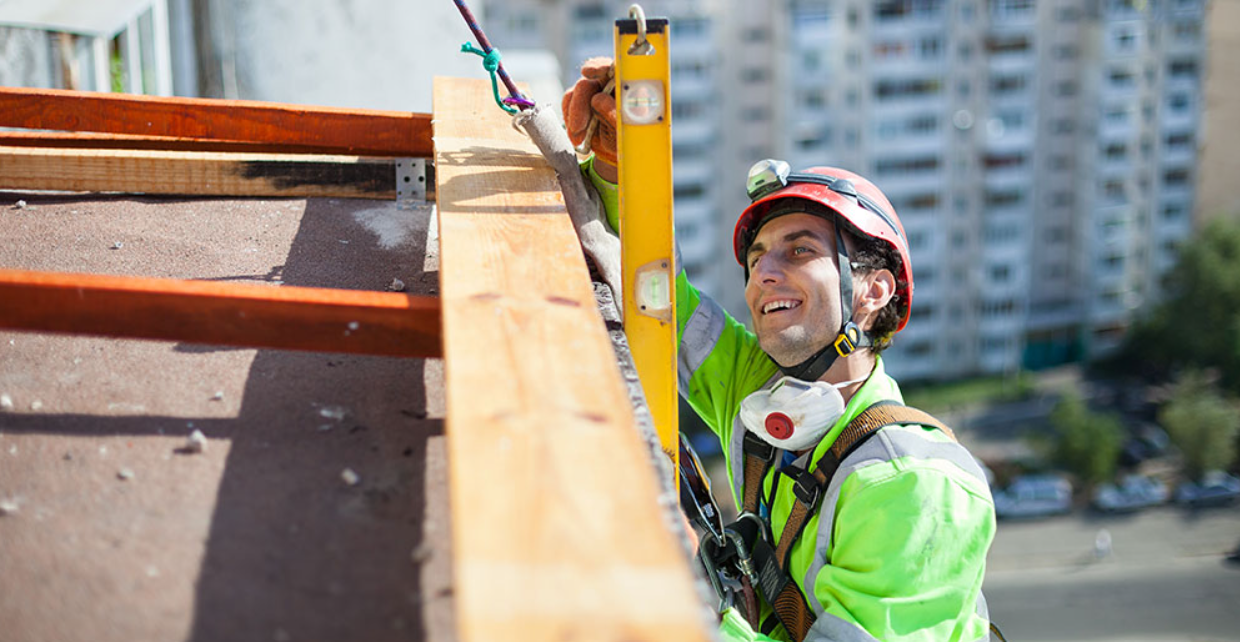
[793,247,812,256]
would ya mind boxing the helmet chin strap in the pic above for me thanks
[777,223,873,382]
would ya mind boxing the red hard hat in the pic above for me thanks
[733,160,914,332]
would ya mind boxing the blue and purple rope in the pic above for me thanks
[452,0,534,112]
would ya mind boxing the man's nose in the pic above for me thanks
[751,253,785,283]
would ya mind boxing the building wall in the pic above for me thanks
[206,0,485,111]
[1197,0,1240,222]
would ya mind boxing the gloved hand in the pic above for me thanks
[562,56,618,166]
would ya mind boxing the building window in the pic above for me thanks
[1164,168,1191,186]
[1103,143,1128,161]
[1056,80,1078,97]
[1173,22,1201,42]
[985,189,1023,208]
[743,26,770,42]
[742,105,770,122]
[875,78,943,100]
[1163,203,1186,219]
[876,0,946,22]
[1054,44,1079,60]
[893,192,941,211]
[674,183,706,200]
[1168,92,1192,112]
[991,0,1035,19]
[1165,132,1193,150]
[990,264,1011,282]
[984,152,1026,170]
[1169,59,1199,79]
[1108,69,1135,87]
[803,50,822,72]
[801,90,826,109]
[1103,180,1126,202]
[876,155,940,175]
[673,19,708,37]
[990,74,1027,95]
[741,68,769,83]
[986,34,1030,55]
[1051,119,1075,135]
[673,101,704,120]
[919,36,943,59]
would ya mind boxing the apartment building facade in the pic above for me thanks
[484,0,1206,381]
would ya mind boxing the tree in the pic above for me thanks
[1107,219,1240,388]
[1158,370,1240,482]
[1048,392,1124,487]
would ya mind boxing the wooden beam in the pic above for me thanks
[433,77,709,641]
[0,268,441,358]
[0,146,403,200]
[0,87,434,157]
[0,130,433,158]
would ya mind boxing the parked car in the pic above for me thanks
[1092,475,1169,513]
[994,474,1073,519]
[1175,471,1240,507]
[1119,424,1171,467]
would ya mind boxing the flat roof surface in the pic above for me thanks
[0,192,455,642]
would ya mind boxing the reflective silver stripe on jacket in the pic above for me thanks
[803,611,880,642]
[803,426,990,605]
[678,294,726,396]
[728,372,783,500]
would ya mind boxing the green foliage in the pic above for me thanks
[1159,370,1240,481]
[1048,392,1124,486]
[901,371,1034,413]
[110,46,124,93]
[1109,219,1240,388]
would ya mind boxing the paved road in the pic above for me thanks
[984,505,1240,641]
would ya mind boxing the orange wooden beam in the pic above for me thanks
[0,268,442,358]
[0,131,431,157]
[0,87,433,157]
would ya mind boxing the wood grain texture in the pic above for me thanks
[0,131,431,158]
[0,146,397,199]
[0,87,434,157]
[433,77,709,641]
[0,268,441,358]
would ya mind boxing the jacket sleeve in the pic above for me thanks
[583,156,776,438]
[807,463,995,642]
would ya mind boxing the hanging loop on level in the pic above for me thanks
[628,4,654,55]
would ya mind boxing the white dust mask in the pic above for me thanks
[739,375,867,451]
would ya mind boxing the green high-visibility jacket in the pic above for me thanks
[586,158,996,642]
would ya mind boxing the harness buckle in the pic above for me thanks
[743,429,777,463]
[790,469,821,506]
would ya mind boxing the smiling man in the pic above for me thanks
[565,68,997,642]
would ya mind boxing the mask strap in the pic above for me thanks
[777,221,872,381]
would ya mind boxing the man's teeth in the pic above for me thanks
[763,300,800,314]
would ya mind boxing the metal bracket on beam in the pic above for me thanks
[396,157,428,209]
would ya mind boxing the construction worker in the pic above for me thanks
[565,59,997,642]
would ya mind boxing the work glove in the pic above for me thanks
[562,56,618,166]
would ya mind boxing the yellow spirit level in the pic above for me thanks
[615,10,678,482]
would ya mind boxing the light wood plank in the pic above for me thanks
[0,146,397,199]
[433,77,709,641]
[0,268,441,358]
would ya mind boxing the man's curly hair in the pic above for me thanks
[846,231,908,353]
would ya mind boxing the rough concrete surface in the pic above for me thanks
[0,193,454,642]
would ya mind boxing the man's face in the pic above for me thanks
[744,213,842,368]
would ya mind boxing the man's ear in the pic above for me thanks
[854,268,896,328]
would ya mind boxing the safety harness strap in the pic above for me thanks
[736,401,958,641]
